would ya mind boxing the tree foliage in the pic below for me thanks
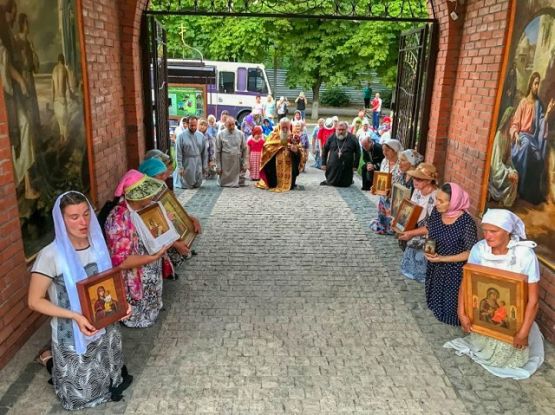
[148,0,429,115]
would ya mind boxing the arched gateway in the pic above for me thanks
[140,1,438,155]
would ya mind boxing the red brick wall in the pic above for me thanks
[429,0,555,342]
[441,0,509,213]
[0,0,148,368]
[426,0,465,178]
[0,92,45,369]
[118,0,150,169]
[82,0,129,205]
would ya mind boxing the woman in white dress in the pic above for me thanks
[445,209,544,379]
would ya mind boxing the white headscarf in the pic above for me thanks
[480,209,536,264]
[53,192,112,355]
[383,138,403,153]
[399,149,423,167]
[482,209,527,240]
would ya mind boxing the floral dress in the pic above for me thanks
[400,188,437,282]
[370,159,405,235]
[105,200,163,328]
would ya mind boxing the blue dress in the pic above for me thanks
[425,209,477,326]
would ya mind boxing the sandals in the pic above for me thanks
[35,347,54,376]
[34,348,53,367]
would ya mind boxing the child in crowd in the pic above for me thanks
[261,117,274,136]
[247,126,265,180]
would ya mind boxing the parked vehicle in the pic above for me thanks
[167,59,272,126]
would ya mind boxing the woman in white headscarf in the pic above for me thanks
[445,209,544,379]
[28,192,133,410]
[173,117,187,139]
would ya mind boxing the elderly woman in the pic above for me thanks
[398,149,423,192]
[104,170,186,328]
[425,183,478,325]
[145,148,171,165]
[369,139,407,235]
[444,210,544,379]
[241,114,256,137]
[139,157,171,181]
[397,163,439,282]
[138,158,201,279]
[144,149,174,183]
[28,191,133,410]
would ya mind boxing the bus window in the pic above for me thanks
[247,68,268,94]
[237,67,247,91]
[219,71,235,93]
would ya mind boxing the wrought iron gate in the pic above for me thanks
[392,23,437,154]
[142,2,439,155]
[141,16,169,153]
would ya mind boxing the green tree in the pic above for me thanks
[148,0,429,119]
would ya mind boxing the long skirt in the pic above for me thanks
[370,196,394,235]
[425,261,463,326]
[400,247,427,282]
[52,325,124,411]
[123,258,163,328]
[444,323,544,380]
[249,150,262,180]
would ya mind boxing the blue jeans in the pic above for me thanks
[372,111,380,130]
[312,150,321,168]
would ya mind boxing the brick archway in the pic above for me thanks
[117,0,151,172]
[425,1,511,213]
[425,0,467,182]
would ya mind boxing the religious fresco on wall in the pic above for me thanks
[485,0,555,267]
[0,0,91,257]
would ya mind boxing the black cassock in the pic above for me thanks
[322,133,361,187]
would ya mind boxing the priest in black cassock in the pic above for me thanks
[320,121,361,187]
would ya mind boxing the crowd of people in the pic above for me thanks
[364,138,544,380]
[28,150,202,410]
[170,96,392,193]
[26,99,545,410]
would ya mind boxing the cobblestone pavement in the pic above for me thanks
[1,167,554,415]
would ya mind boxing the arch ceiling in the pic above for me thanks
[146,0,436,22]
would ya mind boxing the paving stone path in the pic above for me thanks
[1,167,554,415]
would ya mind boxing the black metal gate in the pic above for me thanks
[141,16,169,153]
[392,23,437,154]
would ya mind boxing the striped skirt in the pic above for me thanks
[249,150,262,180]
[52,325,124,410]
